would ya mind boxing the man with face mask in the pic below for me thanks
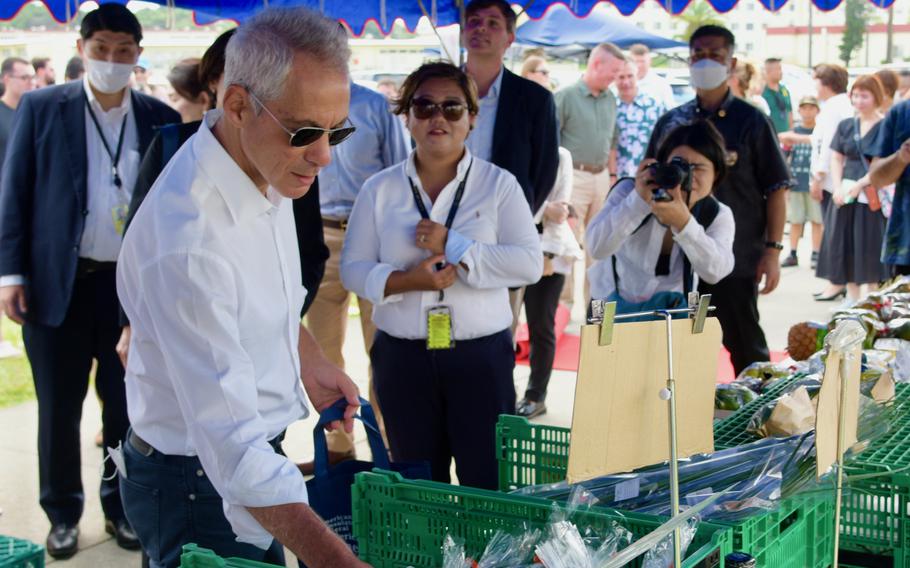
[0,4,178,559]
[645,25,791,376]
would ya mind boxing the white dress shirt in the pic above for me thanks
[117,111,309,549]
[340,149,542,340]
[464,67,504,162]
[638,69,677,111]
[82,76,141,261]
[811,93,854,193]
[586,178,735,302]
[0,79,140,287]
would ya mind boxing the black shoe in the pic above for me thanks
[106,518,141,551]
[516,398,547,419]
[815,289,846,302]
[781,254,798,267]
[46,524,79,559]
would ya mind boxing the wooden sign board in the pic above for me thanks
[815,346,862,479]
[567,317,722,484]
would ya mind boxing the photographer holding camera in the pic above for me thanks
[586,121,735,313]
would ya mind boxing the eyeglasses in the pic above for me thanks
[247,90,356,148]
[410,98,468,121]
[534,69,550,76]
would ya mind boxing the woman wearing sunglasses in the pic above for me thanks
[340,62,542,489]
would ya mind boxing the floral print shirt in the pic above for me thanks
[616,92,666,178]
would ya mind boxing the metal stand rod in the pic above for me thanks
[663,311,683,568]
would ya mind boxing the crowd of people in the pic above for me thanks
[1,0,910,567]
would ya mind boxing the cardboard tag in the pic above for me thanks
[427,306,454,350]
[614,478,640,502]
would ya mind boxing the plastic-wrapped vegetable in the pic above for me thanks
[442,534,472,568]
[640,517,698,568]
[829,309,885,349]
[736,361,792,384]
[746,379,821,438]
[715,383,758,411]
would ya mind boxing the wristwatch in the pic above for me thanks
[764,241,784,251]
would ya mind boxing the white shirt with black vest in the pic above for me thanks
[116,111,309,549]
[340,149,542,340]
[585,178,735,302]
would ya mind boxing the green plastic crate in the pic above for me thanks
[0,536,43,568]
[496,414,835,568]
[178,544,281,567]
[352,469,731,568]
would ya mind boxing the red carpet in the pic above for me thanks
[516,314,787,382]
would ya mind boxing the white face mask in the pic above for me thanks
[689,59,730,91]
[86,57,134,94]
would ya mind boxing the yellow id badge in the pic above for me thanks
[427,306,454,350]
[111,203,129,236]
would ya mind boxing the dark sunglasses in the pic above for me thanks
[410,98,468,121]
[248,90,356,148]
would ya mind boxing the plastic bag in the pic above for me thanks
[476,528,540,568]
[442,534,472,568]
[715,382,758,411]
[641,517,698,568]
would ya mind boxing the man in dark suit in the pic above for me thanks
[462,0,559,215]
[0,4,179,559]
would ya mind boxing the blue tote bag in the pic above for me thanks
[305,398,430,553]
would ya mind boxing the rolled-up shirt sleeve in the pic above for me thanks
[341,184,404,305]
[141,251,308,549]
[456,177,542,289]
[672,204,736,285]
[585,179,651,261]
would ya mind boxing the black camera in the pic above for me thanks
[648,157,693,202]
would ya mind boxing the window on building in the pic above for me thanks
[731,23,739,30]
[746,42,754,51]
[746,23,754,30]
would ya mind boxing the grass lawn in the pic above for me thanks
[0,316,32,409]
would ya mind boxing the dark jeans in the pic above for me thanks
[23,269,128,525]
[120,431,286,568]
[371,329,515,490]
[699,276,769,376]
[523,273,565,402]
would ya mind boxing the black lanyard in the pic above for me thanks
[407,160,473,300]
[85,98,128,189]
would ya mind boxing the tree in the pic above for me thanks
[674,0,724,43]
[839,0,870,67]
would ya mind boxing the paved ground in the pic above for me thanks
[0,235,837,566]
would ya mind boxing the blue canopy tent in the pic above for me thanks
[515,4,685,49]
[0,0,895,35]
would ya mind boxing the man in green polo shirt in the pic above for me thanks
[761,57,792,133]
[554,42,624,306]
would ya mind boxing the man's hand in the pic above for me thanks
[298,327,361,436]
[0,285,27,324]
[899,139,910,165]
[756,249,781,295]
[415,219,447,255]
[116,326,131,369]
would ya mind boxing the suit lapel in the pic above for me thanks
[130,91,156,157]
[59,82,87,207]
[490,68,515,165]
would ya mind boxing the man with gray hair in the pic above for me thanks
[116,8,367,567]
[554,42,624,306]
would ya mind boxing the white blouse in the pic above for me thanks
[586,178,735,302]
[341,149,542,340]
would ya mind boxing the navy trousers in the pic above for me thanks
[23,269,128,525]
[120,431,286,568]
[371,328,516,490]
